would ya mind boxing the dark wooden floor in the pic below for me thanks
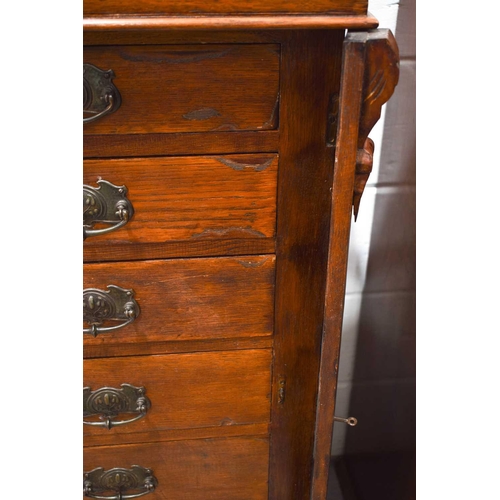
[327,451,416,500]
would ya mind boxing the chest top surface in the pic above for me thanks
[84,0,368,16]
[83,0,377,31]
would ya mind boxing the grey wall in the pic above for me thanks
[331,0,416,456]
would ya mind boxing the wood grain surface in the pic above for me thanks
[84,437,269,499]
[83,44,279,135]
[85,422,270,448]
[310,30,366,500]
[83,154,277,260]
[84,238,276,264]
[80,16,399,500]
[268,30,344,500]
[353,30,400,219]
[84,349,271,445]
[83,15,378,32]
[84,0,367,16]
[312,30,400,499]
[84,335,273,360]
[84,130,279,158]
[83,30,284,46]
[83,256,275,356]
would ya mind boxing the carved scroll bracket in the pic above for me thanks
[352,29,400,220]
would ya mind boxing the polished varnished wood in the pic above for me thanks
[311,30,400,499]
[353,30,400,219]
[84,437,269,499]
[83,30,284,46]
[357,31,400,152]
[84,238,276,264]
[83,256,275,356]
[83,15,378,32]
[84,130,279,159]
[310,31,366,500]
[84,0,367,16]
[84,349,271,445]
[85,334,273,360]
[86,423,270,447]
[83,45,279,135]
[83,154,277,260]
[353,137,374,221]
[82,12,400,498]
[268,30,344,500]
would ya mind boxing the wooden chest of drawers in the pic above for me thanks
[83,2,399,498]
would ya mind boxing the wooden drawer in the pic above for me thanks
[84,349,271,446]
[84,437,269,499]
[80,22,401,500]
[83,44,279,135]
[83,154,277,262]
[83,255,275,357]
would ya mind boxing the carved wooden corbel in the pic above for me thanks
[353,29,400,220]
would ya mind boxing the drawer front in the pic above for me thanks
[84,350,271,445]
[83,256,275,356]
[83,44,279,135]
[83,154,277,258]
[84,437,269,500]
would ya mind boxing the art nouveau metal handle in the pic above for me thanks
[83,180,134,240]
[84,466,157,499]
[84,384,151,430]
[83,285,140,337]
[84,94,116,124]
[84,63,122,124]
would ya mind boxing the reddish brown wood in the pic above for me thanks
[84,130,279,158]
[84,349,271,445]
[268,30,344,500]
[83,155,277,256]
[353,29,400,219]
[83,256,275,356]
[84,238,276,264]
[83,14,378,31]
[310,34,365,500]
[83,44,279,135]
[85,422,269,447]
[84,0,368,16]
[83,29,284,46]
[81,16,400,500]
[311,29,400,499]
[84,334,273,359]
[357,30,400,149]
[353,136,374,221]
[84,437,270,499]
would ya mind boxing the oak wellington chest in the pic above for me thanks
[82,1,399,498]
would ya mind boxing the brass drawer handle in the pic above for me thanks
[84,466,158,499]
[83,180,134,240]
[83,63,121,124]
[84,384,151,430]
[83,285,140,337]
